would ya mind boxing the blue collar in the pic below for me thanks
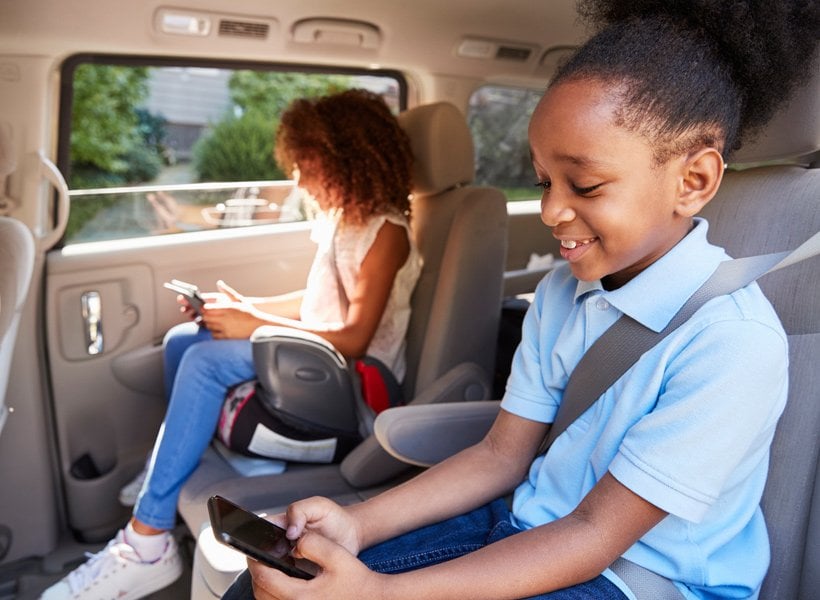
[573,218,728,332]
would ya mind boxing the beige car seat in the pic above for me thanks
[178,101,509,598]
[0,123,36,437]
[0,216,35,438]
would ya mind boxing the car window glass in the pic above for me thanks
[60,59,403,244]
[467,85,542,202]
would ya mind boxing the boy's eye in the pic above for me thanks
[572,183,602,195]
[534,180,551,191]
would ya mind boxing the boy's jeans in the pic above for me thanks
[222,499,626,599]
[133,322,255,529]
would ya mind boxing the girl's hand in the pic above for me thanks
[199,280,245,307]
[246,532,386,600]
[175,294,201,321]
[200,303,263,339]
[177,280,242,320]
[199,291,231,305]
[216,279,246,303]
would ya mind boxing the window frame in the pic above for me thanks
[55,53,407,247]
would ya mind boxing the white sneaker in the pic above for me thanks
[39,530,183,600]
[118,467,148,507]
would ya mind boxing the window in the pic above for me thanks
[58,56,404,244]
[467,85,543,201]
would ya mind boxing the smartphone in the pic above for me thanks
[207,495,317,580]
[163,279,205,315]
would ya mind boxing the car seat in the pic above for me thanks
[0,123,36,439]
[0,216,35,438]
[375,56,820,600]
[178,101,509,598]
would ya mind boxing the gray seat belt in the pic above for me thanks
[541,229,820,454]
[540,230,820,600]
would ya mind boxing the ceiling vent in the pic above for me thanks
[456,38,537,63]
[495,45,532,62]
[218,19,270,40]
[153,7,277,40]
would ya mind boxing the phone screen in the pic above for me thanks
[207,495,317,580]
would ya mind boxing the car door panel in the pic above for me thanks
[111,345,166,397]
[44,223,315,539]
[53,265,153,361]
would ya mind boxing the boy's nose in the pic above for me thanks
[540,192,574,227]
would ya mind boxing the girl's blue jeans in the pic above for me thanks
[221,499,626,599]
[133,321,256,529]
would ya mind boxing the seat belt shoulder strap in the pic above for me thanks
[541,230,820,453]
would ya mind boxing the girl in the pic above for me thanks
[225,1,818,599]
[40,88,421,600]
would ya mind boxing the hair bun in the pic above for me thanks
[577,0,820,135]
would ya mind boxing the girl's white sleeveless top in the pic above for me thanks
[300,211,422,381]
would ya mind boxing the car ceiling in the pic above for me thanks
[0,0,587,86]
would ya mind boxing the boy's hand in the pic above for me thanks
[281,496,362,556]
[247,532,386,600]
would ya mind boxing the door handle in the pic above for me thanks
[81,291,104,355]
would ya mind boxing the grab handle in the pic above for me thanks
[36,151,70,249]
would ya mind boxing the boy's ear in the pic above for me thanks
[675,147,725,217]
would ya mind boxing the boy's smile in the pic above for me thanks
[529,78,698,290]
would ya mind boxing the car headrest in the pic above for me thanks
[730,49,820,164]
[398,102,475,197]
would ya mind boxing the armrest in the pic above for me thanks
[374,401,501,467]
[410,361,491,406]
[339,362,493,487]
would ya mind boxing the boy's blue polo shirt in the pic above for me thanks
[501,219,788,599]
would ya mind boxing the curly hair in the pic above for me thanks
[274,89,413,225]
[552,0,820,161]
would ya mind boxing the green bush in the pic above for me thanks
[193,111,285,182]
[69,145,161,189]
[192,71,358,183]
[136,109,167,153]
[69,65,166,188]
[122,144,162,182]
[69,165,127,189]
[229,71,353,117]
